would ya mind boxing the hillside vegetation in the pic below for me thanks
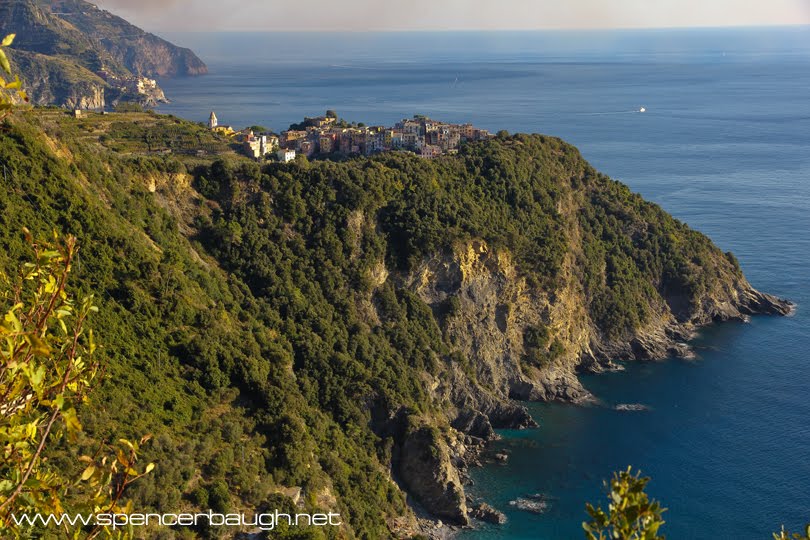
[0,110,789,538]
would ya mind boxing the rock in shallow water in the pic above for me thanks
[509,493,552,514]
[470,502,507,524]
[614,403,651,412]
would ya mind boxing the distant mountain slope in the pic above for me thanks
[36,0,208,77]
[0,0,207,108]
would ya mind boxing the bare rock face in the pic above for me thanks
[390,233,791,527]
[28,0,208,77]
[8,50,107,109]
[1,0,207,109]
[450,409,495,440]
[469,502,507,524]
[407,240,592,415]
[65,87,105,110]
[398,426,469,526]
[407,237,792,417]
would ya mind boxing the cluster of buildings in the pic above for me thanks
[208,111,280,159]
[208,111,493,163]
[280,113,494,160]
[96,70,166,104]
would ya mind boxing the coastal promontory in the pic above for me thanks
[0,0,207,109]
[0,110,791,537]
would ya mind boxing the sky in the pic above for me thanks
[93,0,810,32]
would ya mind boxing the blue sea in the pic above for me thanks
[156,28,810,539]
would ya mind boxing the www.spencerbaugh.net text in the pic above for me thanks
[10,509,343,531]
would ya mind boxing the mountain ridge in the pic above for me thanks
[0,0,207,109]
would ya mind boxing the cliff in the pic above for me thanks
[8,49,107,109]
[0,0,206,108]
[38,0,208,77]
[406,214,790,416]
[0,111,792,538]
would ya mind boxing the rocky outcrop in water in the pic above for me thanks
[469,502,507,524]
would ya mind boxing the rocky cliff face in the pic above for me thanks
[408,240,591,409]
[101,34,207,78]
[9,50,106,109]
[40,0,208,77]
[1,0,206,108]
[391,235,790,529]
[410,239,790,405]
[398,426,469,526]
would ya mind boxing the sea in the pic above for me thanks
[155,28,810,539]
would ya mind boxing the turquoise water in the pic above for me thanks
[155,28,810,538]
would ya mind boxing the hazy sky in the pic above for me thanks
[94,0,810,32]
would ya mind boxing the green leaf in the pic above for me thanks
[118,438,136,451]
[81,465,96,481]
[0,49,10,75]
[62,407,82,433]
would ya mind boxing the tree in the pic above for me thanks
[585,469,810,540]
[583,467,666,540]
[0,34,29,120]
[0,231,152,538]
[774,525,810,540]
[114,102,144,113]
[325,110,338,119]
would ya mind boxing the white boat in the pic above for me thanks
[639,107,647,113]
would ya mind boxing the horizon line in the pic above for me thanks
[156,23,810,34]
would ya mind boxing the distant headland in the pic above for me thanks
[0,0,207,110]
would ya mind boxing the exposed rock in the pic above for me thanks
[469,502,507,524]
[29,0,208,77]
[407,238,792,419]
[1,0,206,109]
[614,403,650,412]
[268,486,302,506]
[8,50,107,109]
[736,288,794,317]
[391,236,791,523]
[509,493,552,514]
[451,408,495,441]
[407,240,588,429]
[397,426,469,526]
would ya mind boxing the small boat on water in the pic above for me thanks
[639,106,647,113]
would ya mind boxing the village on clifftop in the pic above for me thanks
[208,111,494,162]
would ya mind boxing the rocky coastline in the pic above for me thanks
[387,240,793,537]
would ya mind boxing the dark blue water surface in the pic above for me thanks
[156,28,810,539]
